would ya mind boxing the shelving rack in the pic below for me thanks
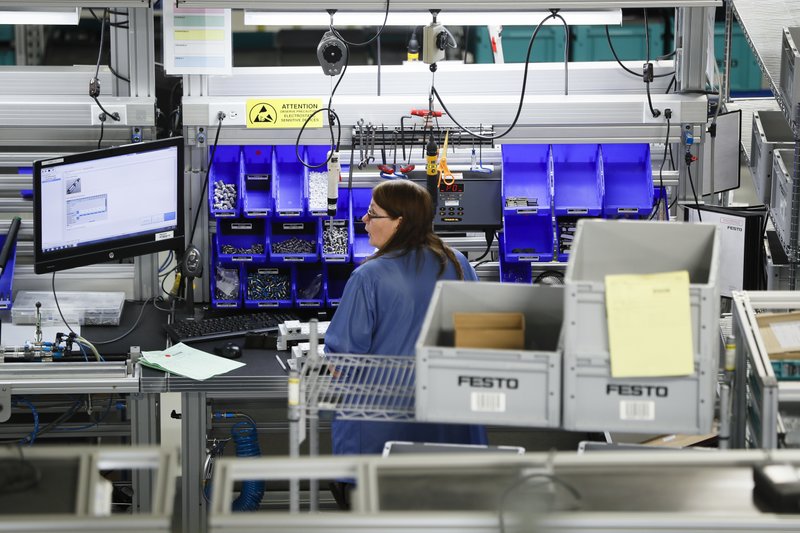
[728,0,800,288]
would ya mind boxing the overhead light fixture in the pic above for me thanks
[244,10,622,27]
[0,7,81,25]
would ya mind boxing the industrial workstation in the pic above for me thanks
[1,0,800,531]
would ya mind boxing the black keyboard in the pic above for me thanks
[165,311,300,343]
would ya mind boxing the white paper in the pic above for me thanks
[686,209,745,298]
[163,2,232,75]
[770,321,800,350]
[141,342,244,381]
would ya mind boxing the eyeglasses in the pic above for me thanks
[365,209,392,220]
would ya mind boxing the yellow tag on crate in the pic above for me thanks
[246,98,324,129]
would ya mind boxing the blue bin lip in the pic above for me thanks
[502,144,552,215]
[600,143,653,216]
[208,146,242,218]
[552,144,603,216]
[501,214,555,263]
[241,146,274,218]
[273,145,308,218]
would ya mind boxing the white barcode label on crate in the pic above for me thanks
[619,400,655,421]
[470,392,506,413]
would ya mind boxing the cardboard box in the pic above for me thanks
[756,311,800,360]
[453,312,525,350]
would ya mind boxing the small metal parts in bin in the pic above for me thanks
[272,237,315,255]
[308,171,328,212]
[213,180,237,211]
[558,218,578,257]
[246,270,290,301]
[323,224,348,255]
[221,243,265,255]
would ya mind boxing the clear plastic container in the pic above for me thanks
[12,291,126,326]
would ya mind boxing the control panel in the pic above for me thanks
[410,170,502,231]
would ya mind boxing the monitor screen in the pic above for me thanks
[33,137,184,274]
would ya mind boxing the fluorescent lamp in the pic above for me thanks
[244,10,622,27]
[0,8,81,25]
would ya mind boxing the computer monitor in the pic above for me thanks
[33,137,184,274]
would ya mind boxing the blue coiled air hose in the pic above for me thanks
[214,414,264,512]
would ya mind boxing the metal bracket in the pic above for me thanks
[0,384,10,423]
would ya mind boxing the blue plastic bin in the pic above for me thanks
[306,146,334,216]
[208,145,241,218]
[269,219,320,263]
[0,234,17,309]
[243,263,294,308]
[273,145,306,218]
[502,144,552,215]
[210,255,242,309]
[501,214,555,263]
[552,144,603,216]
[498,233,532,284]
[601,144,653,217]
[320,188,352,263]
[350,187,374,263]
[241,145,273,218]
[215,218,268,263]
[324,263,355,307]
[295,263,325,308]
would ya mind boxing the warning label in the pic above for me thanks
[246,98,323,129]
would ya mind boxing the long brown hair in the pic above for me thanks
[366,180,465,280]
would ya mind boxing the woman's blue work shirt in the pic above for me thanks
[324,247,488,456]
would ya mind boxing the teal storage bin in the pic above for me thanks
[572,23,666,62]
[0,50,13,66]
[470,26,566,64]
[0,26,13,42]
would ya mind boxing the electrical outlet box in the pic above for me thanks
[423,22,446,64]
[207,102,246,125]
[90,104,127,125]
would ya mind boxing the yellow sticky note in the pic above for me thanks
[605,270,694,378]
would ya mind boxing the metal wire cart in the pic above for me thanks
[286,322,416,511]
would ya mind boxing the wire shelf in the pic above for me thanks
[300,353,416,421]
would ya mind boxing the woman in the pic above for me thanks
[324,180,487,458]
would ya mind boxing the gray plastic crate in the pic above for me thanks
[770,149,797,250]
[415,281,562,428]
[750,111,794,205]
[780,27,800,115]
[562,219,720,434]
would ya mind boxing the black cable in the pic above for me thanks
[108,64,130,83]
[189,113,225,245]
[551,11,569,95]
[665,75,676,94]
[643,9,660,118]
[687,164,702,222]
[328,0,390,47]
[0,456,40,494]
[650,113,671,220]
[91,9,121,135]
[96,115,105,149]
[431,12,560,141]
[51,272,153,345]
[470,231,496,263]
[604,25,674,79]
[295,43,348,169]
[533,270,565,285]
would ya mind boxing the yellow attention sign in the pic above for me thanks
[246,98,323,129]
